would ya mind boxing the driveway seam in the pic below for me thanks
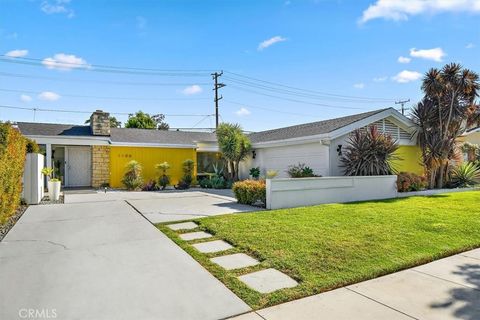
[460,254,480,261]
[411,269,480,292]
[345,287,419,320]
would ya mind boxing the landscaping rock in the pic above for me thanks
[210,253,259,270]
[238,268,298,293]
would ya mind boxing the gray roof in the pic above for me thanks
[248,108,389,143]
[110,128,216,145]
[16,122,216,145]
[16,122,92,137]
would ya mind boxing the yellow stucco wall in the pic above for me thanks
[391,145,424,175]
[110,146,196,188]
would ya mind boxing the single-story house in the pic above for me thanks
[17,110,219,188]
[239,107,424,178]
[18,107,424,189]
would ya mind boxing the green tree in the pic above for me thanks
[413,63,480,188]
[85,116,122,128]
[124,111,169,130]
[216,123,251,181]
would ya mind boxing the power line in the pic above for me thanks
[0,57,211,77]
[226,86,368,110]
[223,76,396,103]
[223,100,327,118]
[395,99,411,115]
[0,71,211,87]
[224,71,397,102]
[212,71,225,129]
[0,88,210,101]
[0,104,213,117]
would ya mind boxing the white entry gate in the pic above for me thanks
[65,146,92,187]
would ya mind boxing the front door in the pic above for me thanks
[66,147,92,187]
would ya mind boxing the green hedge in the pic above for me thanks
[232,179,266,206]
[0,124,27,225]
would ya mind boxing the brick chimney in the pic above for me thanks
[89,110,110,136]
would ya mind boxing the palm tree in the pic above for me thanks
[414,63,480,188]
[216,123,251,181]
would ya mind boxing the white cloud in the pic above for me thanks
[360,0,480,23]
[398,56,411,63]
[42,53,88,71]
[258,36,287,51]
[466,43,475,49]
[136,16,147,30]
[353,83,365,89]
[20,94,32,102]
[38,91,60,101]
[181,85,203,95]
[41,0,75,18]
[5,49,28,58]
[373,76,388,82]
[392,70,423,83]
[235,107,251,116]
[410,47,445,62]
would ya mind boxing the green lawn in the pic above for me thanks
[158,191,480,309]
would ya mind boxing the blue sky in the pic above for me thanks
[1,0,479,131]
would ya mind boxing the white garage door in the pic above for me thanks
[256,142,330,178]
[66,147,92,187]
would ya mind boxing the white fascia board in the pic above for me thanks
[109,141,196,149]
[197,146,220,152]
[462,127,480,136]
[252,134,329,149]
[25,135,110,146]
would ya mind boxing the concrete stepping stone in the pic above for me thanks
[192,240,233,253]
[167,221,198,231]
[179,231,213,241]
[238,268,298,293]
[210,253,259,270]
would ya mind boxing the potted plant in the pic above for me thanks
[41,167,61,201]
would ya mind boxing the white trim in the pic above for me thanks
[197,146,220,152]
[109,141,196,148]
[26,135,109,146]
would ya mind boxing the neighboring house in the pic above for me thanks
[17,110,218,188]
[239,107,423,179]
[457,127,480,161]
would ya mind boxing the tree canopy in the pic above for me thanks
[124,111,169,130]
[216,122,251,181]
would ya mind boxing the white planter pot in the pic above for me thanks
[47,180,61,201]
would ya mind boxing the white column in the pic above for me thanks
[46,143,52,171]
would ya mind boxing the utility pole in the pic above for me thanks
[211,71,225,130]
[395,99,410,115]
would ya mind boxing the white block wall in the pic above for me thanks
[22,153,45,205]
[266,175,398,209]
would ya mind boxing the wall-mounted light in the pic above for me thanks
[336,144,342,156]
[252,150,256,159]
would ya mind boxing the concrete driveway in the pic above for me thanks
[65,189,259,223]
[0,197,251,320]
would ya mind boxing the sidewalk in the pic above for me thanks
[233,248,480,320]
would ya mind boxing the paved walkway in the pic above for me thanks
[0,197,250,320]
[232,249,480,320]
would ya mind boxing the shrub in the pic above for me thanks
[0,123,27,225]
[142,179,159,191]
[232,179,266,206]
[176,159,195,190]
[249,167,260,179]
[397,172,428,192]
[287,163,317,178]
[340,126,399,176]
[449,162,480,188]
[155,162,170,190]
[266,170,278,179]
[25,138,40,153]
[121,160,143,190]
